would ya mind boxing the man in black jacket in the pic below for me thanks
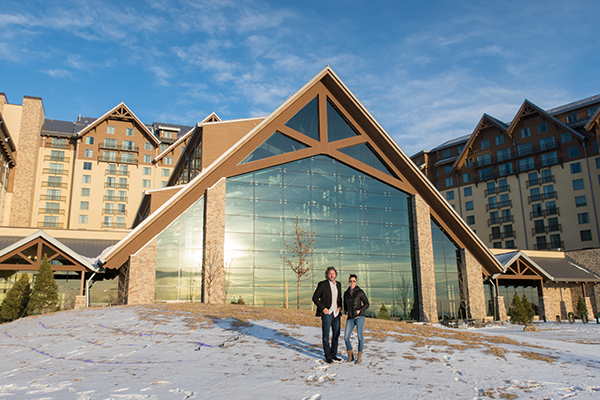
[312,266,342,363]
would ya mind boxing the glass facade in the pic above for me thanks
[154,195,205,301]
[431,220,461,320]
[498,279,540,315]
[224,155,417,318]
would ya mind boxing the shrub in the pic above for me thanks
[576,296,588,319]
[28,255,59,315]
[378,303,390,320]
[231,296,245,305]
[508,293,534,325]
[1,273,31,322]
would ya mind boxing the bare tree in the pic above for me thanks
[203,240,224,304]
[395,274,412,320]
[458,266,470,320]
[222,258,235,304]
[283,215,316,310]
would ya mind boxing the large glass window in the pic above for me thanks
[225,155,415,318]
[431,220,461,320]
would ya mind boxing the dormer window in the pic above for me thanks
[566,112,578,123]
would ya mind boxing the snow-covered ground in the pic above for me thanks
[1,305,599,399]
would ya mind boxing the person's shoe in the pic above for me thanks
[356,351,363,364]
[332,356,342,362]
[325,358,333,364]
[347,350,354,362]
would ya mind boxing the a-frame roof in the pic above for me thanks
[98,66,504,275]
[585,105,600,131]
[75,102,160,145]
[452,113,509,172]
[506,100,585,141]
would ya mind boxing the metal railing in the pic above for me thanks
[102,209,127,216]
[487,215,514,226]
[489,231,516,241]
[40,195,66,201]
[97,156,138,165]
[37,221,64,228]
[534,241,564,250]
[485,185,510,196]
[530,207,560,219]
[42,181,68,188]
[42,168,69,176]
[39,208,65,215]
[101,222,128,229]
[98,144,140,152]
[526,175,555,188]
[105,169,130,177]
[486,200,512,211]
[528,191,557,204]
[44,155,70,162]
[104,182,129,189]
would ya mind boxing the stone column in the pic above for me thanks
[496,296,507,321]
[203,178,226,304]
[411,194,437,323]
[74,295,86,309]
[127,238,157,305]
[459,249,486,320]
[10,96,44,227]
[584,297,594,318]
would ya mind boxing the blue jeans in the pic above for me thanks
[321,313,341,360]
[344,316,365,352]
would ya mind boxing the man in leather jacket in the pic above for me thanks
[312,266,342,364]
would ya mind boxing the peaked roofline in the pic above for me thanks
[153,126,196,163]
[200,112,221,123]
[75,102,160,145]
[99,66,503,275]
[496,250,554,280]
[452,113,508,172]
[585,105,600,131]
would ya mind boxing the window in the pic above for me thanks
[517,143,533,157]
[498,179,508,191]
[48,176,62,187]
[588,106,599,117]
[561,132,571,143]
[106,190,115,201]
[442,149,451,158]
[539,136,555,151]
[122,140,136,150]
[144,142,153,151]
[457,145,464,154]
[479,167,493,181]
[462,172,471,183]
[570,162,582,174]
[566,113,578,123]
[480,139,489,150]
[497,148,511,162]
[597,158,600,169]
[52,138,66,148]
[530,187,541,202]
[143,167,151,175]
[81,188,90,197]
[464,187,472,197]
[104,216,113,227]
[83,162,92,170]
[500,193,510,206]
[477,153,491,167]
[121,153,135,163]
[465,158,473,167]
[126,128,134,136]
[578,212,589,224]
[161,181,168,188]
[85,137,94,145]
[107,125,115,134]
[118,191,127,201]
[487,181,496,195]
[568,146,579,158]
[493,242,502,249]
[80,201,89,210]
[580,230,592,242]
[118,177,127,188]
[498,162,513,176]
[575,195,587,207]
[104,138,118,149]
[595,142,599,153]
[541,152,558,166]
[106,177,116,188]
[495,135,504,145]
[79,215,88,224]
[117,204,126,215]
[543,185,555,199]
[49,163,63,174]
[163,131,173,139]
[160,144,168,152]
[521,127,531,138]
[446,191,454,200]
[162,168,170,177]
[46,189,60,200]
[465,201,474,210]
[103,151,117,162]
[518,157,535,172]
[116,217,125,228]
[445,177,453,187]
[144,155,152,163]
[119,165,128,175]
[444,165,452,173]
[573,179,584,191]
[84,149,93,158]
[142,179,151,188]
[537,122,547,133]
[165,157,173,165]
[466,216,475,225]
[505,240,515,249]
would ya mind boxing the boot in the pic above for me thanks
[347,350,354,362]
[356,351,363,364]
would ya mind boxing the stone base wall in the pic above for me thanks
[127,238,157,305]
[203,179,226,304]
[460,249,486,320]
[496,296,507,321]
[74,295,86,309]
[411,194,437,323]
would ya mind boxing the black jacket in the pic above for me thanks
[343,286,369,319]
[312,279,342,317]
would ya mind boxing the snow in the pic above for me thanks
[1,306,599,399]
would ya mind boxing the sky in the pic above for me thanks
[1,0,599,155]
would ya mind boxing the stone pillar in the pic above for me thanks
[496,296,507,321]
[584,297,594,318]
[9,96,44,227]
[411,194,437,323]
[127,238,157,305]
[203,178,226,304]
[592,284,600,317]
[459,249,486,320]
[74,295,86,309]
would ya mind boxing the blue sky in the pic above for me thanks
[1,0,599,155]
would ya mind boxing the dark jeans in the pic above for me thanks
[321,312,340,360]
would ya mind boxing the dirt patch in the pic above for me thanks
[517,351,557,363]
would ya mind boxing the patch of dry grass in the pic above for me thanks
[517,351,557,363]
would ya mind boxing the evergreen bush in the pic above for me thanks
[378,303,390,320]
[27,255,59,315]
[576,296,588,319]
[508,293,535,325]
[1,273,31,322]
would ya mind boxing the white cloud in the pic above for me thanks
[41,68,71,78]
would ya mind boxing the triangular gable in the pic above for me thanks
[452,113,509,172]
[75,102,160,145]
[338,142,397,177]
[284,96,319,141]
[240,131,309,164]
[99,66,503,276]
[0,230,102,272]
[495,250,552,280]
[585,106,600,131]
[506,100,585,141]
[154,126,196,164]
[201,112,221,124]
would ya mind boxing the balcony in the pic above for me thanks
[487,215,514,226]
[485,185,510,196]
[539,141,559,152]
[39,208,65,215]
[102,222,127,229]
[528,191,557,204]
[44,155,70,162]
[105,169,130,177]
[104,182,129,189]
[37,221,64,228]
[40,195,66,202]
[526,175,555,188]
[532,224,562,235]
[97,155,138,165]
[534,241,564,250]
[486,200,512,211]
[489,231,516,241]
[98,144,140,152]
[103,195,128,202]
[42,181,67,188]
[42,168,69,176]
[102,209,127,216]
[530,207,560,219]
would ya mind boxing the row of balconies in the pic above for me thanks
[102,209,127,216]
[487,215,514,226]
[532,224,562,236]
[44,155,70,163]
[98,143,140,153]
[527,191,557,204]
[530,207,560,219]
[472,156,561,184]
[474,142,561,169]
[485,200,512,211]
[484,185,510,197]
[97,155,138,165]
[37,221,127,229]
[489,231,516,241]
[525,174,555,188]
